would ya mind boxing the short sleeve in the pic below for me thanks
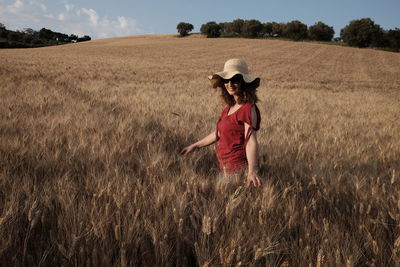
[237,103,261,131]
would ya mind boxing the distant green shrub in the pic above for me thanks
[241,20,263,38]
[176,22,194,37]
[386,28,400,52]
[340,18,384,48]
[282,20,308,41]
[200,22,221,38]
[308,22,335,41]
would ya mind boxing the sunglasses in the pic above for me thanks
[222,75,242,84]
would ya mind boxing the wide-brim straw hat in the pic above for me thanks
[208,58,260,89]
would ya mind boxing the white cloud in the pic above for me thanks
[28,0,47,12]
[8,0,24,13]
[92,16,145,38]
[4,0,52,28]
[81,8,98,27]
[64,3,73,12]
[58,13,66,21]
[0,0,150,39]
[118,16,128,29]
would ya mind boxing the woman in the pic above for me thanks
[181,58,262,188]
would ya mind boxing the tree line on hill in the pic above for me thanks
[177,18,400,52]
[0,23,91,48]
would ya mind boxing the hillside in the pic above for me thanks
[1,34,400,266]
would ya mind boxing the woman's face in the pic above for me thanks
[223,75,242,96]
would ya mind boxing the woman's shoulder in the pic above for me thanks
[238,103,261,129]
[222,105,230,113]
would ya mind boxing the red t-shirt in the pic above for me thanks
[216,103,261,173]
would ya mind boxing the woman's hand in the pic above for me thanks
[180,131,218,156]
[180,144,197,155]
[245,173,262,188]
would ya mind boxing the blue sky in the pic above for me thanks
[0,0,399,39]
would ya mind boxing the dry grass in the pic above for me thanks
[1,34,400,266]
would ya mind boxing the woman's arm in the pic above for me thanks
[244,105,262,187]
[180,131,218,155]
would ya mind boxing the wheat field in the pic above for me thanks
[1,34,400,266]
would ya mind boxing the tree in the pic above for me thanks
[23,28,36,35]
[282,20,308,41]
[219,22,234,36]
[69,34,78,42]
[0,23,7,39]
[340,18,384,48]
[271,22,284,37]
[230,19,244,36]
[241,20,263,38]
[200,22,221,38]
[39,28,54,40]
[23,34,34,44]
[386,28,400,52]
[262,22,273,37]
[0,23,90,48]
[54,32,69,42]
[77,35,91,42]
[31,38,43,45]
[8,31,22,42]
[308,21,334,41]
[176,22,194,37]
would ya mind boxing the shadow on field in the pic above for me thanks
[144,119,219,177]
[1,115,399,266]
[195,151,219,176]
[257,148,399,266]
